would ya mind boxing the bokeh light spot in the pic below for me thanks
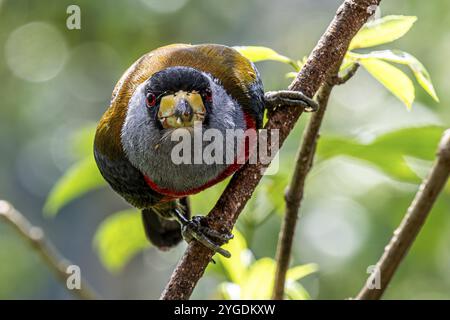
[300,197,369,268]
[65,42,121,103]
[5,22,68,82]
[140,0,189,13]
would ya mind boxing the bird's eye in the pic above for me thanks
[146,92,157,107]
[203,88,212,102]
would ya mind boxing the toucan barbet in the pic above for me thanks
[94,44,317,257]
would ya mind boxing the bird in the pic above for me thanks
[94,44,317,257]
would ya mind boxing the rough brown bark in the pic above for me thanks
[160,0,381,300]
[356,129,450,300]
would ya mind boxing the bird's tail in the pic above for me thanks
[141,198,190,250]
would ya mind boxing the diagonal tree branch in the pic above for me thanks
[0,200,99,300]
[160,0,381,300]
[356,129,450,300]
[272,63,360,300]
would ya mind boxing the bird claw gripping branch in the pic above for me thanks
[176,212,234,258]
[264,90,319,112]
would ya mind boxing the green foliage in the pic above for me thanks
[44,125,105,216]
[347,15,438,108]
[215,230,318,299]
[216,228,249,284]
[348,15,417,50]
[348,50,439,102]
[189,179,229,215]
[317,126,445,182]
[233,46,301,71]
[236,15,438,109]
[94,209,149,273]
[44,156,106,216]
[285,71,298,79]
[358,58,415,109]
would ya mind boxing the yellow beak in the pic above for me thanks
[157,91,206,128]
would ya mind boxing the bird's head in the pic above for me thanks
[120,66,247,194]
[144,67,213,129]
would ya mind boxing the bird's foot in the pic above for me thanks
[182,216,234,258]
[173,209,233,258]
[264,90,318,112]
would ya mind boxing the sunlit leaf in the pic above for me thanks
[190,178,228,215]
[286,71,298,79]
[233,46,298,70]
[240,258,276,299]
[285,57,307,78]
[340,56,355,72]
[44,156,106,216]
[286,263,318,281]
[285,281,311,300]
[359,58,415,109]
[218,230,251,284]
[235,258,317,299]
[94,209,149,273]
[283,264,317,300]
[219,283,241,300]
[349,15,417,50]
[317,126,445,182]
[350,50,439,102]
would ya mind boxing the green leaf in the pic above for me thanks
[339,57,356,73]
[44,156,106,216]
[285,71,298,79]
[190,178,229,215]
[359,58,415,109]
[235,258,317,299]
[317,126,445,182]
[286,263,318,281]
[218,229,250,284]
[94,209,149,273]
[349,15,417,50]
[283,263,317,300]
[350,50,439,102]
[285,281,311,300]
[233,46,298,70]
[240,258,276,299]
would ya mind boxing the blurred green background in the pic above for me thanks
[0,0,449,299]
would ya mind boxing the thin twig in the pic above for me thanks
[160,0,380,300]
[272,64,359,300]
[356,129,450,300]
[330,63,360,85]
[272,83,333,300]
[0,200,99,300]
